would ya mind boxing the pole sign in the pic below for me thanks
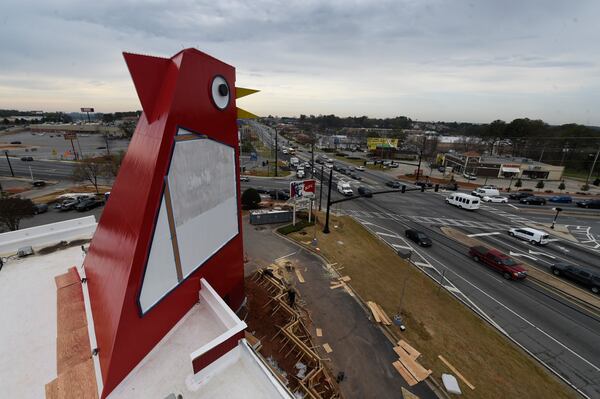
[81,107,95,112]
[290,179,316,199]
[64,132,77,140]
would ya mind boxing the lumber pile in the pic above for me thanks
[438,355,475,390]
[366,301,392,325]
[392,340,431,386]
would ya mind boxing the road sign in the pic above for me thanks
[81,107,95,112]
[290,179,316,199]
[64,132,77,140]
[250,152,257,161]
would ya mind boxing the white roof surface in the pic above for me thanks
[0,245,86,399]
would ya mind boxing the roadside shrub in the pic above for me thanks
[514,178,523,188]
[581,184,590,191]
[277,220,314,235]
[558,181,566,192]
[241,188,261,210]
[536,180,545,191]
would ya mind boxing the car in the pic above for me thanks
[350,173,362,180]
[442,182,459,191]
[415,181,432,188]
[356,166,365,171]
[240,176,250,182]
[357,186,373,198]
[75,198,104,212]
[389,162,399,168]
[576,199,600,209]
[519,196,546,205]
[20,156,34,161]
[468,246,527,280]
[324,162,334,169]
[405,229,432,247]
[32,180,47,187]
[463,173,477,180]
[482,195,508,203]
[550,263,600,294]
[508,192,533,200]
[548,195,572,203]
[10,141,22,144]
[255,188,270,195]
[33,203,48,215]
[472,187,500,197]
[269,190,290,200]
[385,181,402,189]
[96,146,107,150]
[56,198,80,211]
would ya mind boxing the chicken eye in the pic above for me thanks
[211,75,230,110]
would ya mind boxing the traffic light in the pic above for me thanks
[401,185,406,193]
[434,184,439,192]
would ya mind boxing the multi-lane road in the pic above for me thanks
[244,130,600,398]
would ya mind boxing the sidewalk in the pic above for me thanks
[243,218,436,399]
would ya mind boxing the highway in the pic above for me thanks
[246,130,600,398]
[0,157,76,180]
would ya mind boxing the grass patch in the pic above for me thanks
[333,155,365,166]
[287,214,576,399]
[32,184,112,204]
[277,219,315,235]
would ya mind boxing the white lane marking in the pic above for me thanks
[508,204,519,210]
[392,244,413,250]
[414,261,433,268]
[509,251,538,261]
[377,232,402,239]
[528,250,556,259]
[445,286,461,293]
[468,232,501,237]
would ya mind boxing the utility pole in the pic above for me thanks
[274,128,278,177]
[311,140,315,179]
[4,151,14,177]
[323,168,334,234]
[585,146,599,187]
[104,134,111,156]
[318,165,324,211]
[415,136,426,182]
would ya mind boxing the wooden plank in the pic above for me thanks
[373,302,392,325]
[401,386,421,399]
[323,343,333,353]
[316,328,323,337]
[54,268,80,289]
[367,301,382,323]
[438,355,475,390]
[57,326,92,374]
[330,282,344,289]
[338,276,351,282]
[45,378,59,399]
[393,361,418,386]
[398,351,431,382]
[56,358,98,398]
[398,339,421,360]
[295,269,305,283]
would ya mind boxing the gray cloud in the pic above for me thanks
[0,0,599,124]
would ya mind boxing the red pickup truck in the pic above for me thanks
[468,246,527,280]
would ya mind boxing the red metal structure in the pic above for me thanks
[84,48,244,398]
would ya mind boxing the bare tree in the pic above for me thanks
[0,194,35,231]
[73,156,106,194]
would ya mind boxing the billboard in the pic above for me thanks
[81,107,95,112]
[367,137,398,151]
[290,179,316,199]
[63,132,77,140]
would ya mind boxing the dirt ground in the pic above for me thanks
[287,214,577,399]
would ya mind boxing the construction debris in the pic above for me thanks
[366,301,392,325]
[392,339,431,386]
[395,340,420,360]
[442,373,462,395]
[323,343,333,354]
[401,386,421,399]
[295,269,305,283]
[438,355,475,390]
[316,328,323,337]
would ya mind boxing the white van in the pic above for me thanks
[337,181,353,196]
[508,228,550,245]
[471,187,500,197]
[445,193,480,210]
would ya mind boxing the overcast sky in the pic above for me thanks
[1,0,599,125]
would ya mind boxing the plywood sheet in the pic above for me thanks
[316,328,323,337]
[323,343,333,353]
[56,358,98,399]
[397,339,421,360]
[57,326,92,374]
[295,269,305,283]
[393,361,418,386]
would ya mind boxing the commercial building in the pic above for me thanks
[443,152,564,180]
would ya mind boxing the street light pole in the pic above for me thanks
[4,151,14,177]
[585,147,599,187]
[274,128,278,177]
[323,168,334,234]
[551,207,562,229]
[318,165,324,211]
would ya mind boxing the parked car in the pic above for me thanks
[75,198,104,212]
[550,263,600,294]
[240,176,250,182]
[389,162,399,168]
[576,199,600,209]
[405,229,432,247]
[548,195,572,203]
[442,182,459,191]
[56,198,80,211]
[20,156,34,161]
[508,192,533,200]
[385,181,402,189]
[463,173,477,180]
[356,166,365,171]
[357,186,373,198]
[519,196,546,205]
[350,173,362,181]
[415,181,433,188]
[508,227,550,245]
[471,187,500,197]
[10,141,22,144]
[269,190,290,200]
[482,195,508,203]
[32,180,47,187]
[33,203,48,215]
[468,246,527,280]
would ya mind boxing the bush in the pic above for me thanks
[558,181,566,192]
[514,178,523,188]
[335,152,347,157]
[535,180,545,191]
[277,220,314,235]
[581,184,590,191]
[241,188,261,210]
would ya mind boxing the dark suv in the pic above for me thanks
[509,192,533,200]
[269,189,290,200]
[550,263,600,294]
[576,199,600,209]
[519,196,546,205]
[385,181,401,189]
